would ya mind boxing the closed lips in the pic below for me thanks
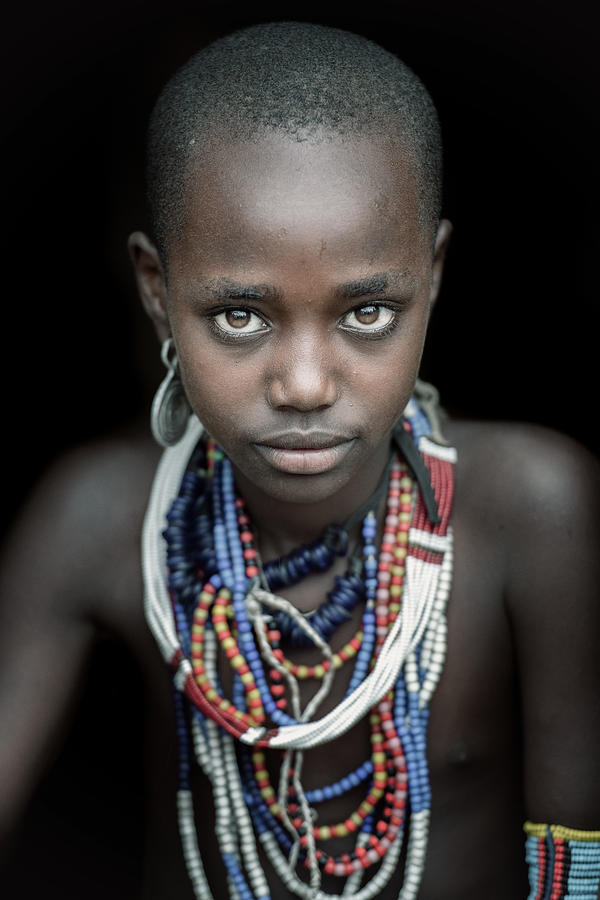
[252,436,355,475]
[257,433,353,451]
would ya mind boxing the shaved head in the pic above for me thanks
[145,21,443,259]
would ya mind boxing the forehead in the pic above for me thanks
[170,133,428,273]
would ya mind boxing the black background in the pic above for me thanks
[2,1,598,896]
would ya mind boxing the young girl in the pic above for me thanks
[2,21,599,900]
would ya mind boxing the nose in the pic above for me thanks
[267,333,339,412]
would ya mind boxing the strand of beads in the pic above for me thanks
[243,707,404,874]
[165,442,452,752]
[147,406,456,900]
[524,822,600,900]
[233,513,369,706]
[248,448,453,897]
[271,570,365,648]
[262,523,348,587]
[204,628,270,900]
[229,464,413,890]
[236,491,365,648]
[231,489,350,894]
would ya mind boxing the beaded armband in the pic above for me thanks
[524,821,600,899]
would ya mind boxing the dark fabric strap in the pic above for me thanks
[342,418,441,534]
[343,453,395,534]
[393,420,441,525]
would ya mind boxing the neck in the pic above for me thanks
[232,439,392,560]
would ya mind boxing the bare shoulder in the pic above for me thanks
[1,424,161,630]
[444,415,600,606]
[445,415,599,526]
[0,428,162,839]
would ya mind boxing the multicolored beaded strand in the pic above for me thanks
[230,462,411,889]
[230,463,413,883]
[141,399,456,899]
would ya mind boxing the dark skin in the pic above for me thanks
[1,133,599,899]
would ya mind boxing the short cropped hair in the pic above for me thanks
[146,21,443,259]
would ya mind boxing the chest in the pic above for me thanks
[133,509,522,900]
[119,460,521,900]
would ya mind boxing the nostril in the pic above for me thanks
[267,373,338,412]
[267,355,338,412]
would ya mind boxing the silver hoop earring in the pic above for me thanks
[151,338,191,447]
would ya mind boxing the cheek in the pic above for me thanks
[350,318,429,414]
[174,334,260,432]
[353,360,419,434]
[186,363,253,411]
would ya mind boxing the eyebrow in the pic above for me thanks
[338,271,415,298]
[200,278,271,301]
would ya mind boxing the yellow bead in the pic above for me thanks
[319,826,331,840]
[296,665,309,679]
[313,664,326,679]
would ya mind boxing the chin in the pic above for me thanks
[258,466,352,502]
[231,442,377,511]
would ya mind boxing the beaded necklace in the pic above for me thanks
[142,397,456,899]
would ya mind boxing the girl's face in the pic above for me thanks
[141,134,449,516]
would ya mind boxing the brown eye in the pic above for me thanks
[225,310,251,329]
[341,304,395,333]
[355,304,380,325]
[212,308,269,337]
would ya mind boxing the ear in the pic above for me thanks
[429,218,453,308]
[128,231,170,343]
